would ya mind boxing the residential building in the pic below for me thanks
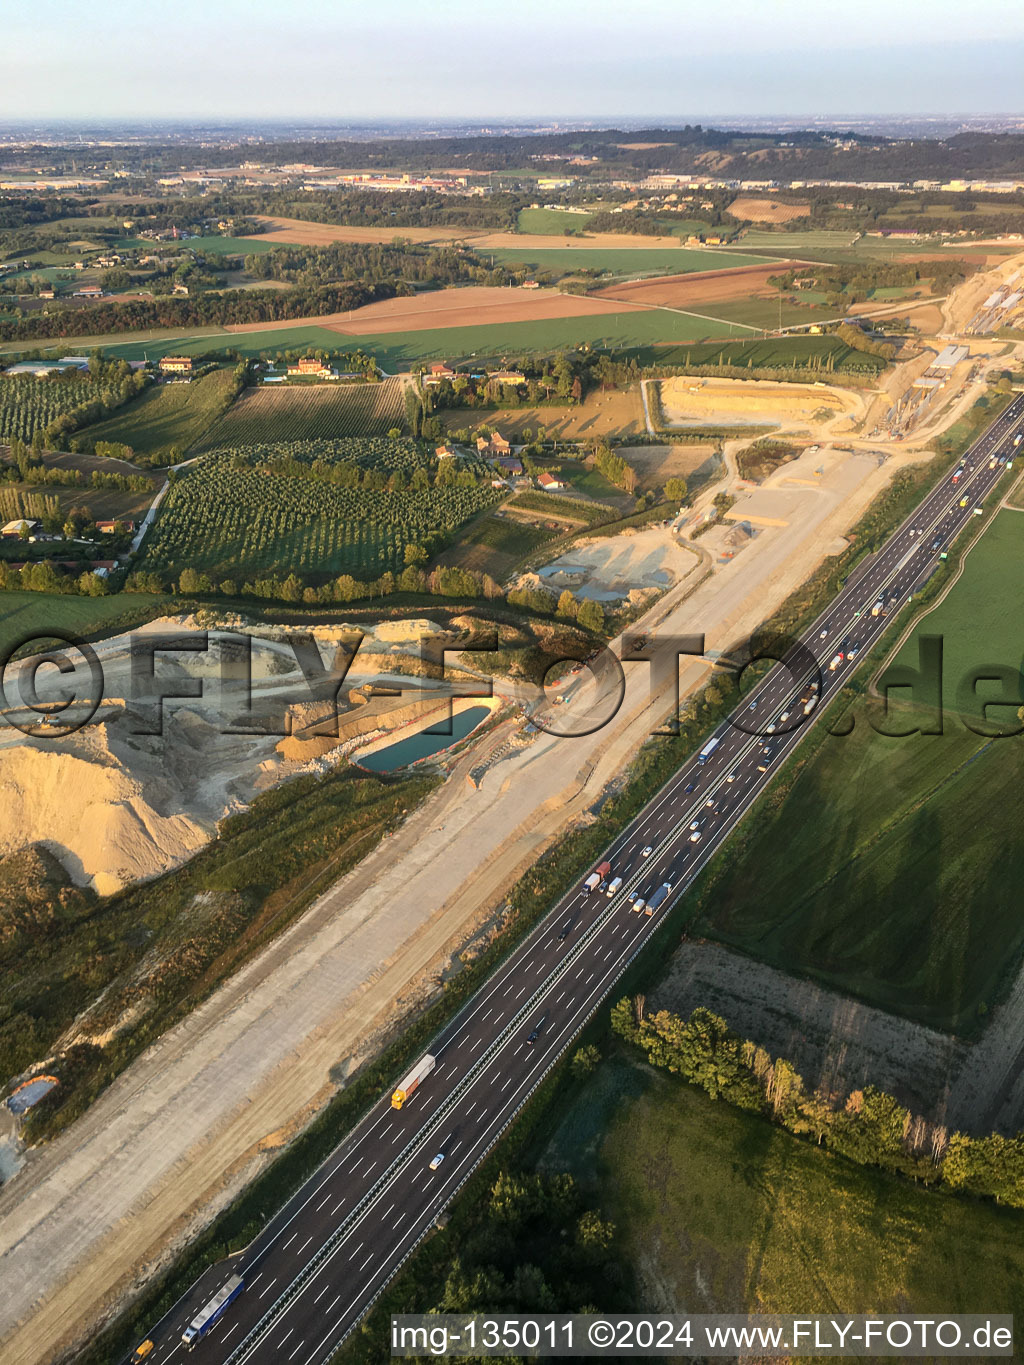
[476,431,512,457]
[159,355,193,375]
[286,357,335,379]
[537,471,566,491]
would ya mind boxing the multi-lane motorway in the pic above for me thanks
[130,394,1024,1365]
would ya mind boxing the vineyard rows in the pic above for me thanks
[198,379,408,447]
[144,442,498,580]
[0,374,123,443]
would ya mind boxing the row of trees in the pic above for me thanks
[0,279,397,343]
[613,1000,1024,1208]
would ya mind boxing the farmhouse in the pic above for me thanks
[95,519,136,535]
[159,355,193,375]
[72,284,105,298]
[434,444,457,460]
[537,471,566,491]
[286,357,335,379]
[488,369,526,386]
[476,431,512,457]
[494,456,524,476]
[423,362,457,386]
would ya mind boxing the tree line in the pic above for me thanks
[613,999,1024,1209]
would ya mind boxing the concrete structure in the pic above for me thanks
[926,344,968,376]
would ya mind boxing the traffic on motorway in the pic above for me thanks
[126,394,1024,1365]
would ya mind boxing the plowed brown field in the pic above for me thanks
[242,215,483,246]
[224,285,642,336]
[727,196,811,223]
[590,261,795,308]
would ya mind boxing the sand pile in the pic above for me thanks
[0,728,211,895]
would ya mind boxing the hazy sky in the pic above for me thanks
[4,0,1024,122]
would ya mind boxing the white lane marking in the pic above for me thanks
[316,1194,331,1211]
[298,1235,313,1254]
[288,1342,305,1360]
[348,1241,365,1260]
[259,1276,278,1299]
[314,1282,330,1303]
[359,1253,374,1271]
[282,1233,297,1249]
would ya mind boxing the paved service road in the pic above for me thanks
[128,396,1024,1365]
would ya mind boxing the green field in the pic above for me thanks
[477,246,777,280]
[699,295,836,330]
[683,506,1024,1033]
[516,207,596,235]
[436,510,557,577]
[890,506,1024,722]
[142,439,498,582]
[0,590,170,658]
[196,379,407,448]
[81,367,241,460]
[543,1054,1024,1320]
[730,229,861,251]
[634,333,886,374]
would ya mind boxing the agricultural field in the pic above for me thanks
[477,246,775,280]
[0,372,125,443]
[80,367,241,461]
[332,308,735,368]
[516,207,596,235]
[440,388,646,443]
[728,228,861,251]
[633,333,887,373]
[684,508,1024,1033]
[541,1056,1024,1321]
[726,196,811,223]
[435,509,561,579]
[890,505,1024,723]
[196,379,408,447]
[0,589,170,659]
[0,444,156,523]
[142,438,499,581]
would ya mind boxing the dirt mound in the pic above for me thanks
[0,735,210,895]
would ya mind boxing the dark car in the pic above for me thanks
[526,1013,549,1045]
[684,781,696,793]
[556,917,574,942]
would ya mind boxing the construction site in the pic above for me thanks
[1,245,1023,1365]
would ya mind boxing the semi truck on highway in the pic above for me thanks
[392,1054,436,1109]
[698,737,720,765]
[584,860,612,892]
[182,1275,244,1349]
[644,882,672,916]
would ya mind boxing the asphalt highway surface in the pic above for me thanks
[128,394,1024,1365]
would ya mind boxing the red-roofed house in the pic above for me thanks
[537,471,566,491]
